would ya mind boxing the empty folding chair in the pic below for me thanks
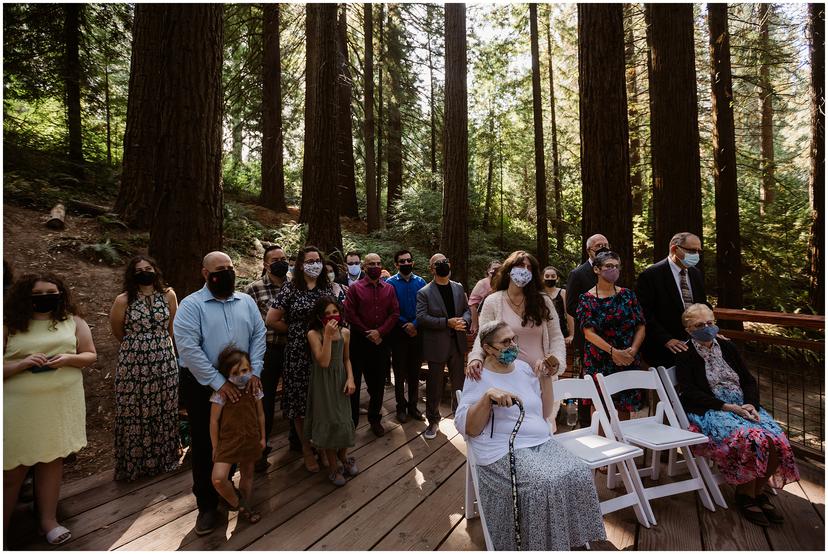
[552,377,653,528]
[596,369,716,525]
[456,390,495,551]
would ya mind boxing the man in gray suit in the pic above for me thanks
[416,253,472,439]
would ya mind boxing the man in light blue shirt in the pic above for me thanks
[173,251,266,536]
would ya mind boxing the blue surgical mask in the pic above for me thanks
[229,373,251,388]
[682,253,700,267]
[496,345,520,365]
[690,324,719,343]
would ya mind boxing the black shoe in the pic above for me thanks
[370,421,386,437]
[396,409,409,423]
[735,494,770,527]
[755,493,785,524]
[289,440,303,452]
[195,509,219,536]
[254,456,271,473]
[408,409,426,421]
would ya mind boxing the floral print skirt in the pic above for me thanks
[687,387,800,488]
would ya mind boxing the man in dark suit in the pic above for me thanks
[636,232,708,369]
[416,253,471,440]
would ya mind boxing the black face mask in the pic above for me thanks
[207,269,236,298]
[399,264,413,276]
[135,271,156,286]
[269,260,289,278]
[434,261,451,278]
[544,279,557,288]
[32,293,61,313]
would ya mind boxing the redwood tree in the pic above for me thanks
[646,4,703,260]
[260,4,288,212]
[363,4,379,232]
[303,4,343,255]
[146,5,224,296]
[708,3,743,312]
[758,3,775,216]
[336,5,358,218]
[546,6,564,253]
[385,4,404,225]
[809,2,825,313]
[578,4,633,284]
[441,3,469,287]
[529,4,549,268]
[64,4,84,176]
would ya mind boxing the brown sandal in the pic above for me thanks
[303,447,320,473]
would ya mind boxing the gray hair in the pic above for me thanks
[478,320,510,348]
[670,232,699,249]
[681,303,713,328]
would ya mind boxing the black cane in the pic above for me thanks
[493,396,525,550]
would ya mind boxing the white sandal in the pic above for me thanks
[44,525,72,545]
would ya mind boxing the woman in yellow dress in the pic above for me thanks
[3,273,96,545]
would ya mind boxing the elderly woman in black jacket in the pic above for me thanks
[676,303,799,528]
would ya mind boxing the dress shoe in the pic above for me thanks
[408,408,426,421]
[396,409,409,423]
[370,421,386,437]
[195,509,219,536]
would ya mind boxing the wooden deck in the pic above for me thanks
[7,385,825,551]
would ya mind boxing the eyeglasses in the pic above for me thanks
[430,259,449,267]
[397,258,413,264]
[688,320,715,331]
[677,244,703,255]
[495,336,518,348]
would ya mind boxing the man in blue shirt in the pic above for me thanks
[174,251,266,536]
[387,249,427,423]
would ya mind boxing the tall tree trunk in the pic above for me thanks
[483,113,494,229]
[646,4,703,261]
[758,3,775,216]
[300,5,320,224]
[427,3,438,189]
[104,61,112,165]
[336,5,359,218]
[363,4,379,232]
[64,4,84,177]
[809,3,825,314]
[529,4,549,268]
[625,3,644,218]
[147,5,224,297]
[441,3,469,287]
[385,4,403,226]
[546,6,564,253]
[708,3,744,314]
[303,4,343,255]
[115,5,164,226]
[376,4,385,227]
[260,4,288,212]
[578,4,633,284]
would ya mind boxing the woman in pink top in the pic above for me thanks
[468,260,501,335]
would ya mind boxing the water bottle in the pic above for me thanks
[566,399,578,427]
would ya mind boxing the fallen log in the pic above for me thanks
[68,199,113,217]
[46,203,66,230]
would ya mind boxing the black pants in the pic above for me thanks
[574,348,591,428]
[181,369,220,513]
[425,341,465,425]
[390,328,422,414]
[350,332,390,426]
[262,342,285,440]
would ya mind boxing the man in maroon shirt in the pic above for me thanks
[344,252,400,436]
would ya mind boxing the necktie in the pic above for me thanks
[679,269,694,307]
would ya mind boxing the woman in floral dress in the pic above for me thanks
[266,246,334,472]
[110,256,180,481]
[576,250,646,417]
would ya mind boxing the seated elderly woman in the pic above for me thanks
[677,303,800,527]
[454,320,605,550]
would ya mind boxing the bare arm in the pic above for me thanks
[630,324,646,354]
[307,329,333,368]
[46,316,97,369]
[257,398,266,447]
[265,306,289,334]
[342,329,354,381]
[3,326,48,379]
[540,376,555,421]
[109,294,127,342]
[464,391,495,436]
[166,289,178,349]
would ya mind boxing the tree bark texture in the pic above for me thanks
[578,4,634,284]
[441,3,469,288]
[624,3,644,219]
[299,4,319,224]
[260,4,288,212]
[483,114,494,229]
[336,5,359,218]
[303,4,343,256]
[376,4,385,227]
[385,5,404,225]
[708,3,744,312]
[64,4,84,175]
[546,7,564,253]
[758,3,775,216]
[646,4,703,261]
[363,4,379,232]
[809,3,825,313]
[427,3,439,189]
[529,4,549,268]
[146,4,224,297]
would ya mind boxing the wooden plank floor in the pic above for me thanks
[7,384,825,551]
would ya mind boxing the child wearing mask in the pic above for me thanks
[210,346,265,523]
[305,297,358,486]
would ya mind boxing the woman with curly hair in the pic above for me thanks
[3,273,97,545]
[109,255,180,481]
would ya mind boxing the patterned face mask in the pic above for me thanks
[509,267,533,288]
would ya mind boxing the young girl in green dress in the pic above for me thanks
[305,297,357,486]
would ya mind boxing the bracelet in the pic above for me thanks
[609,346,613,356]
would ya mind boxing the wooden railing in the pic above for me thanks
[714,308,825,352]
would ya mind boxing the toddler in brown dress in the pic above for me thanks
[210,347,265,523]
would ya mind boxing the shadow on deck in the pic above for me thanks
[6,385,825,551]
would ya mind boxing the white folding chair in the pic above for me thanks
[456,390,494,551]
[656,366,728,509]
[597,369,716,525]
[552,377,653,528]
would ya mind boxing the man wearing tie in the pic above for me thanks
[636,232,708,369]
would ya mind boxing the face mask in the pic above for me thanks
[327,271,336,283]
[600,267,620,284]
[366,266,382,280]
[544,279,557,288]
[288,265,295,275]
[347,263,361,277]
[322,314,342,327]
[303,261,323,278]
[135,271,156,286]
[207,269,236,298]
[495,345,519,365]
[399,264,413,276]
[32,293,61,313]
[690,324,719,342]
[682,252,700,267]
[229,373,251,388]
[434,261,451,278]
[270,260,289,278]
[509,267,532,288]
